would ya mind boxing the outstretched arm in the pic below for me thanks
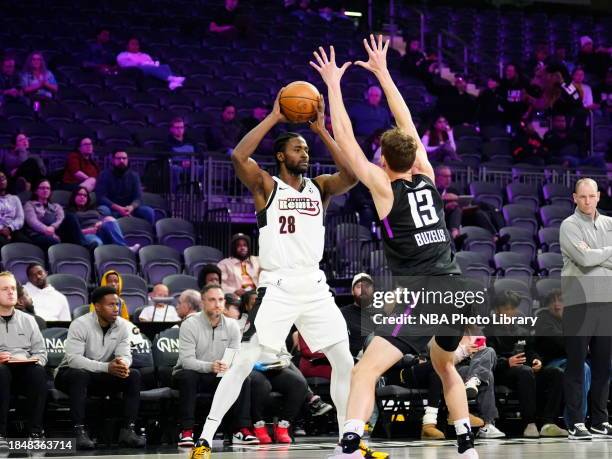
[231,89,286,209]
[310,46,393,219]
[355,34,434,183]
[308,94,357,206]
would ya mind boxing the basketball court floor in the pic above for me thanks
[23,437,611,459]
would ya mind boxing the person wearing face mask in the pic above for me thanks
[95,150,155,225]
[217,233,260,298]
[0,133,46,193]
[63,137,100,191]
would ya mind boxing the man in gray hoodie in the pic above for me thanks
[0,271,47,452]
[559,177,612,440]
[54,286,145,450]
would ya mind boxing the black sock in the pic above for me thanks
[457,428,475,454]
[341,432,361,454]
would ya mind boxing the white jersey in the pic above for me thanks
[257,176,325,271]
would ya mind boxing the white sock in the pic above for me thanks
[454,417,471,436]
[423,406,439,425]
[343,419,365,437]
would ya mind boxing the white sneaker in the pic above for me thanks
[523,423,540,438]
[168,80,182,90]
[327,446,363,458]
[459,448,479,458]
[465,376,481,399]
[477,423,506,439]
[232,428,259,444]
[540,423,568,437]
[128,243,141,253]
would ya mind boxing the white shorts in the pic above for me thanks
[243,268,349,353]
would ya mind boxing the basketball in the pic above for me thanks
[279,81,320,123]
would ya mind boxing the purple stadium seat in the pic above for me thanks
[48,243,92,281]
[540,205,572,228]
[460,226,495,261]
[502,204,539,234]
[155,218,196,253]
[537,253,563,277]
[505,183,540,211]
[138,245,182,285]
[499,226,537,261]
[470,182,504,209]
[538,227,561,253]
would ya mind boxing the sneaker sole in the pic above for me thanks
[588,431,612,438]
[478,434,505,439]
[312,405,333,416]
[178,441,195,447]
[568,434,592,440]
[232,439,260,445]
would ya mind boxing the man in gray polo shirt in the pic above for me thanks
[559,177,612,440]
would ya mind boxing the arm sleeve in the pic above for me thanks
[447,130,457,151]
[64,153,81,180]
[9,197,24,231]
[116,52,132,67]
[114,327,133,367]
[24,202,47,234]
[46,71,57,85]
[51,204,64,230]
[559,220,612,267]
[95,172,114,208]
[178,321,212,373]
[421,133,437,153]
[28,318,48,366]
[64,324,110,373]
[130,172,143,208]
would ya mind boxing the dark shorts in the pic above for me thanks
[374,275,478,355]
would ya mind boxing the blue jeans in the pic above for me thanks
[84,221,129,247]
[97,205,155,225]
[138,64,172,81]
[547,357,591,425]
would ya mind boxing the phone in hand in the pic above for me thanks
[474,337,486,348]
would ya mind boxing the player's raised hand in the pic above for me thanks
[355,34,390,76]
[308,94,326,135]
[309,46,352,86]
[271,87,289,124]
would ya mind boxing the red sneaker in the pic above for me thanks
[273,421,292,444]
[253,422,272,444]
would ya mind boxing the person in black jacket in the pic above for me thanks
[484,291,567,438]
[535,289,591,425]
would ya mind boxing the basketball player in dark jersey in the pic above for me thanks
[311,36,478,458]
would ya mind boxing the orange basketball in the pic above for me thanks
[279,81,320,123]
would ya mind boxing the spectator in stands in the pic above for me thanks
[197,264,222,290]
[535,289,591,425]
[421,116,460,163]
[236,290,256,332]
[400,38,429,80]
[176,289,201,322]
[223,293,241,320]
[167,117,199,155]
[209,0,250,40]
[348,85,392,137]
[218,233,260,297]
[20,51,58,105]
[341,273,377,357]
[240,103,276,155]
[172,284,257,447]
[207,102,242,154]
[543,113,584,167]
[498,63,528,127]
[511,121,550,165]
[15,281,45,330]
[476,75,504,127]
[546,45,573,78]
[63,137,99,192]
[576,35,611,79]
[67,186,139,251]
[0,271,48,446]
[0,133,46,193]
[454,333,505,439]
[96,150,155,225]
[55,286,146,449]
[89,271,130,320]
[83,27,118,74]
[484,291,567,438]
[571,67,598,110]
[0,54,24,104]
[23,179,64,249]
[116,38,185,90]
[24,263,71,322]
[526,44,549,78]
[297,332,330,380]
[0,171,30,248]
[250,349,309,444]
[594,67,612,116]
[139,283,180,322]
[435,75,477,126]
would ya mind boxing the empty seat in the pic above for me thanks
[139,245,182,285]
[1,243,45,284]
[460,226,495,261]
[156,218,196,252]
[72,304,90,319]
[120,273,149,313]
[93,244,137,280]
[96,126,134,150]
[142,193,170,221]
[499,226,537,261]
[494,252,534,279]
[454,251,492,279]
[469,182,504,209]
[542,183,573,207]
[503,204,538,234]
[163,274,198,297]
[47,273,88,313]
[117,217,155,247]
[152,327,180,387]
[51,190,71,208]
[184,245,223,278]
[537,253,563,277]
[48,243,91,280]
[505,183,539,211]
[540,205,572,228]
[538,227,560,253]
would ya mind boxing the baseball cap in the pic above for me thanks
[352,273,373,289]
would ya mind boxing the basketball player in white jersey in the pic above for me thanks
[311,36,479,458]
[190,90,358,459]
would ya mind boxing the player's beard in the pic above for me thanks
[285,161,308,176]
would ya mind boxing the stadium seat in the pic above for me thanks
[47,273,89,313]
[152,327,180,387]
[538,227,560,253]
[116,217,156,247]
[535,278,561,303]
[494,252,534,280]
[537,253,563,277]
[120,273,149,314]
[540,205,572,228]
[460,226,496,261]
[142,193,170,221]
[542,183,573,207]
[96,126,134,150]
[72,304,90,319]
[469,182,504,209]
[455,251,492,279]
[184,245,224,278]
[93,244,138,280]
[502,204,539,234]
[499,226,537,261]
[505,183,540,211]
[162,274,198,297]
[48,243,91,280]
[139,245,182,285]
[51,190,71,208]
[493,278,533,315]
[1,243,45,284]
[156,218,196,252]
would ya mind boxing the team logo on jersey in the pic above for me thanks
[278,197,321,216]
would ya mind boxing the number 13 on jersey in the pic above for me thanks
[407,189,439,229]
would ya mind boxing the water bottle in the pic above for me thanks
[140,427,147,447]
